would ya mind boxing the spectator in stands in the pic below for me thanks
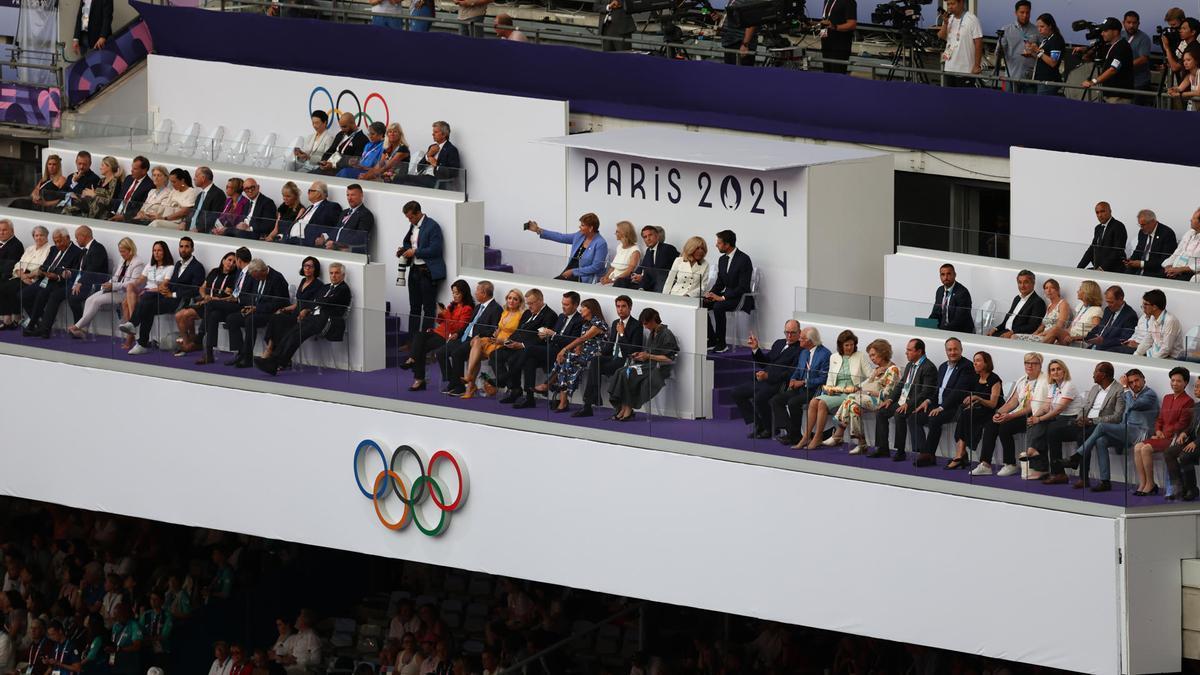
[1077,202,1128,272]
[277,611,321,674]
[230,644,253,675]
[261,256,324,362]
[441,281,503,396]
[107,155,152,222]
[1123,209,1178,277]
[209,178,251,237]
[869,338,937,462]
[255,263,351,376]
[1079,18,1136,103]
[525,214,609,284]
[927,263,974,333]
[0,220,27,329]
[609,307,679,421]
[290,111,333,173]
[703,230,752,354]
[1165,376,1200,500]
[1068,366,1158,491]
[1164,16,1199,89]
[1020,358,1080,483]
[998,1,1036,91]
[21,227,85,339]
[1122,11,1154,102]
[1163,207,1200,281]
[146,168,198,230]
[411,121,462,190]
[1084,285,1138,352]
[187,167,227,234]
[43,620,80,673]
[945,350,1002,469]
[1126,289,1183,358]
[662,236,709,298]
[495,14,528,41]
[140,589,172,663]
[909,337,973,468]
[455,0,493,38]
[78,612,106,671]
[222,259,290,368]
[63,155,122,220]
[546,298,609,413]
[399,200,445,335]
[461,288,524,399]
[577,294,643,417]
[733,322,804,439]
[402,279,474,391]
[316,184,374,253]
[341,122,387,179]
[174,251,238,356]
[1013,278,1068,343]
[1132,368,1193,495]
[1027,13,1066,96]
[119,240,174,353]
[512,290,583,408]
[938,0,983,86]
[369,0,406,29]
[600,221,641,288]
[316,113,368,176]
[633,226,678,293]
[281,182,341,247]
[1041,280,1102,346]
[362,123,410,183]
[62,151,100,207]
[495,289,558,403]
[720,0,758,65]
[197,246,253,364]
[11,153,67,212]
[231,178,278,240]
[988,269,1046,338]
[794,329,870,448]
[208,640,232,675]
[830,338,896,454]
[817,0,857,74]
[0,616,16,670]
[106,602,142,675]
[68,237,144,338]
[72,0,112,54]
[265,182,304,243]
[1168,48,1200,110]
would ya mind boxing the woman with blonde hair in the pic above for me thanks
[13,154,67,211]
[1020,358,1081,482]
[63,156,123,219]
[974,352,1047,477]
[1013,278,1070,343]
[461,288,525,399]
[832,338,900,453]
[600,220,641,288]
[662,236,709,297]
[1055,280,1103,346]
[68,237,145,338]
[361,122,411,182]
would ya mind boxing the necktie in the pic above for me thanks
[48,249,66,272]
[232,270,246,298]
[116,261,128,282]
[614,321,624,358]
[189,188,206,229]
[720,254,729,275]
[119,178,139,213]
[941,287,951,319]
[463,304,485,341]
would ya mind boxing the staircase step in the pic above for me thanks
[484,247,503,267]
[714,368,756,388]
[486,263,514,274]
[712,404,743,420]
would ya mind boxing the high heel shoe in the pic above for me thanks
[1148,484,1160,496]
[409,380,427,392]
[67,326,85,339]
[460,380,478,399]
[944,456,968,470]
[821,435,844,447]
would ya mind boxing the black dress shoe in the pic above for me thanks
[398,360,414,371]
[1091,480,1112,492]
[408,381,427,392]
[551,403,572,413]
[224,356,243,366]
[571,405,594,418]
[891,450,907,462]
[253,357,279,376]
[20,328,35,337]
[867,448,890,459]
[913,452,936,468]
[513,396,536,409]
[1184,489,1198,502]
[777,436,799,446]
[235,358,253,369]
[1061,454,1081,470]
[753,429,773,439]
[499,390,521,404]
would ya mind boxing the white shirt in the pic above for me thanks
[0,631,14,671]
[81,0,93,30]
[662,257,710,298]
[1043,379,1081,417]
[420,141,447,176]
[1134,310,1184,359]
[142,264,174,293]
[943,11,983,74]
[1163,228,1200,279]
[289,200,323,239]
[289,629,321,667]
[409,216,425,265]
[304,130,333,159]
[1011,291,1034,319]
[208,657,233,675]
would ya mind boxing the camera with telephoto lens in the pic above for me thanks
[1071,19,1104,42]
[1156,24,1179,39]
[870,0,930,28]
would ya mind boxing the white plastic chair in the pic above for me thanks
[174,122,201,158]
[976,298,997,334]
[731,266,761,346]
[226,128,252,164]
[151,118,173,152]
[198,125,225,161]
[253,132,281,169]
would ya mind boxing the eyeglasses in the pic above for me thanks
[1023,361,1039,366]
[245,185,259,191]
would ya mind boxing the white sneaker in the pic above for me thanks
[997,464,1020,477]
[128,343,150,355]
[970,463,993,476]
[117,322,135,335]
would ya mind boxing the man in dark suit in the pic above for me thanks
[1077,201,1128,272]
[703,230,753,353]
[1122,209,1177,277]
[315,113,368,176]
[185,167,227,234]
[576,295,644,418]
[512,291,583,409]
[497,289,558,404]
[869,338,938,461]
[58,152,100,211]
[772,327,832,444]
[632,226,679,293]
[442,281,503,396]
[280,182,341,247]
[107,156,152,221]
[987,270,1046,337]
[222,259,289,367]
[315,184,373,253]
[0,220,25,280]
[1084,285,1139,353]
[732,321,803,439]
[410,121,462,190]
[23,228,82,337]
[928,263,975,333]
[908,337,974,467]
[255,264,353,376]
[196,248,253,365]
[597,0,635,50]
[125,238,206,355]
[398,201,445,336]
[62,226,109,325]
[229,178,278,240]
[73,0,113,54]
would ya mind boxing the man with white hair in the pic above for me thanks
[1163,207,1200,282]
[771,326,830,444]
[280,181,341,247]
[0,219,24,276]
[22,227,81,338]
[255,263,351,376]
[1123,209,1177,278]
[222,258,289,368]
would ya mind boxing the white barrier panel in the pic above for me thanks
[45,140,486,319]
[883,246,1200,336]
[456,269,711,419]
[0,207,387,370]
[1011,147,1200,267]
[0,352,1124,674]
[143,54,567,270]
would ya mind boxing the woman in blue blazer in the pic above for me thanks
[525,213,609,284]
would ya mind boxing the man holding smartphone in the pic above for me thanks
[397,201,445,335]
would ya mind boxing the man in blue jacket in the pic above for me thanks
[1084,285,1139,353]
[524,214,609,284]
[772,327,831,444]
[398,201,445,334]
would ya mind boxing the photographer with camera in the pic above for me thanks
[819,0,858,74]
[720,0,759,66]
[1165,16,1199,89]
[1160,8,1187,80]
[999,1,1037,93]
[1079,18,1135,103]
[938,0,982,87]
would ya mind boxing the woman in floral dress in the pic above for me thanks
[833,339,900,454]
[547,298,608,412]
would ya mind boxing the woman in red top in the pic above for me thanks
[1132,367,1194,495]
[401,279,474,391]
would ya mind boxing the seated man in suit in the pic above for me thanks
[1077,201,1128,273]
[511,290,583,409]
[55,151,100,212]
[408,121,461,190]
[732,320,803,439]
[1084,285,1139,353]
[703,229,753,354]
[184,167,227,234]
[314,184,373,253]
[220,259,289,367]
[576,295,643,418]
[228,178,278,240]
[772,327,831,444]
[125,237,206,355]
[1122,209,1177,278]
[61,225,110,328]
[255,263,352,375]
[928,263,974,333]
[196,247,254,365]
[632,226,678,293]
[314,112,367,176]
[279,182,341,247]
[496,288,558,404]
[987,270,1046,338]
[441,281,503,395]
[107,155,152,222]
[908,337,973,467]
[869,338,938,462]
[1162,207,1200,282]
[22,228,81,337]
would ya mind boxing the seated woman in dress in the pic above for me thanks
[148,169,198,230]
[794,330,874,449]
[547,298,608,413]
[402,279,474,391]
[124,165,171,225]
[174,252,238,356]
[361,123,411,183]
[609,308,678,422]
[460,288,523,399]
[599,220,641,288]
[1020,358,1080,481]
[341,121,386,179]
[119,241,174,351]
[1046,280,1102,346]
[264,181,304,242]
[67,237,145,338]
[262,256,325,363]
[945,351,1003,470]
[209,178,251,236]
[1013,278,1070,343]
[661,236,709,298]
[11,154,67,211]
[1131,366,1194,496]
[832,339,899,454]
[0,225,50,330]
[63,155,123,220]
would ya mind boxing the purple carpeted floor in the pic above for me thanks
[2,329,1164,509]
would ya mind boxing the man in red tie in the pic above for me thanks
[108,156,152,221]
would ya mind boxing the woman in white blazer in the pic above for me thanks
[68,237,145,338]
[794,329,875,450]
[661,236,710,298]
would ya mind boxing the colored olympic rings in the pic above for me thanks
[353,439,467,536]
[307,87,390,130]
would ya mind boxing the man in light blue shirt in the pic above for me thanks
[1122,11,1153,104]
[999,0,1037,93]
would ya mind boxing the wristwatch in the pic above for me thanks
[1091,77,1099,84]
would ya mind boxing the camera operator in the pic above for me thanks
[819,0,858,74]
[1165,16,1199,87]
[1161,8,1187,77]
[1080,18,1135,103]
[938,0,983,87]
[1122,11,1153,104]
[720,0,759,66]
[999,1,1037,93]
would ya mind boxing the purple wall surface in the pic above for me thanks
[66,19,154,105]
[0,84,61,130]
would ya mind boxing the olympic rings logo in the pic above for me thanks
[308,87,391,130]
[352,440,468,537]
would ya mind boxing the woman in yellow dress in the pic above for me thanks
[461,288,524,398]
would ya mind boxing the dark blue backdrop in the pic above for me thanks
[133,1,1198,168]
